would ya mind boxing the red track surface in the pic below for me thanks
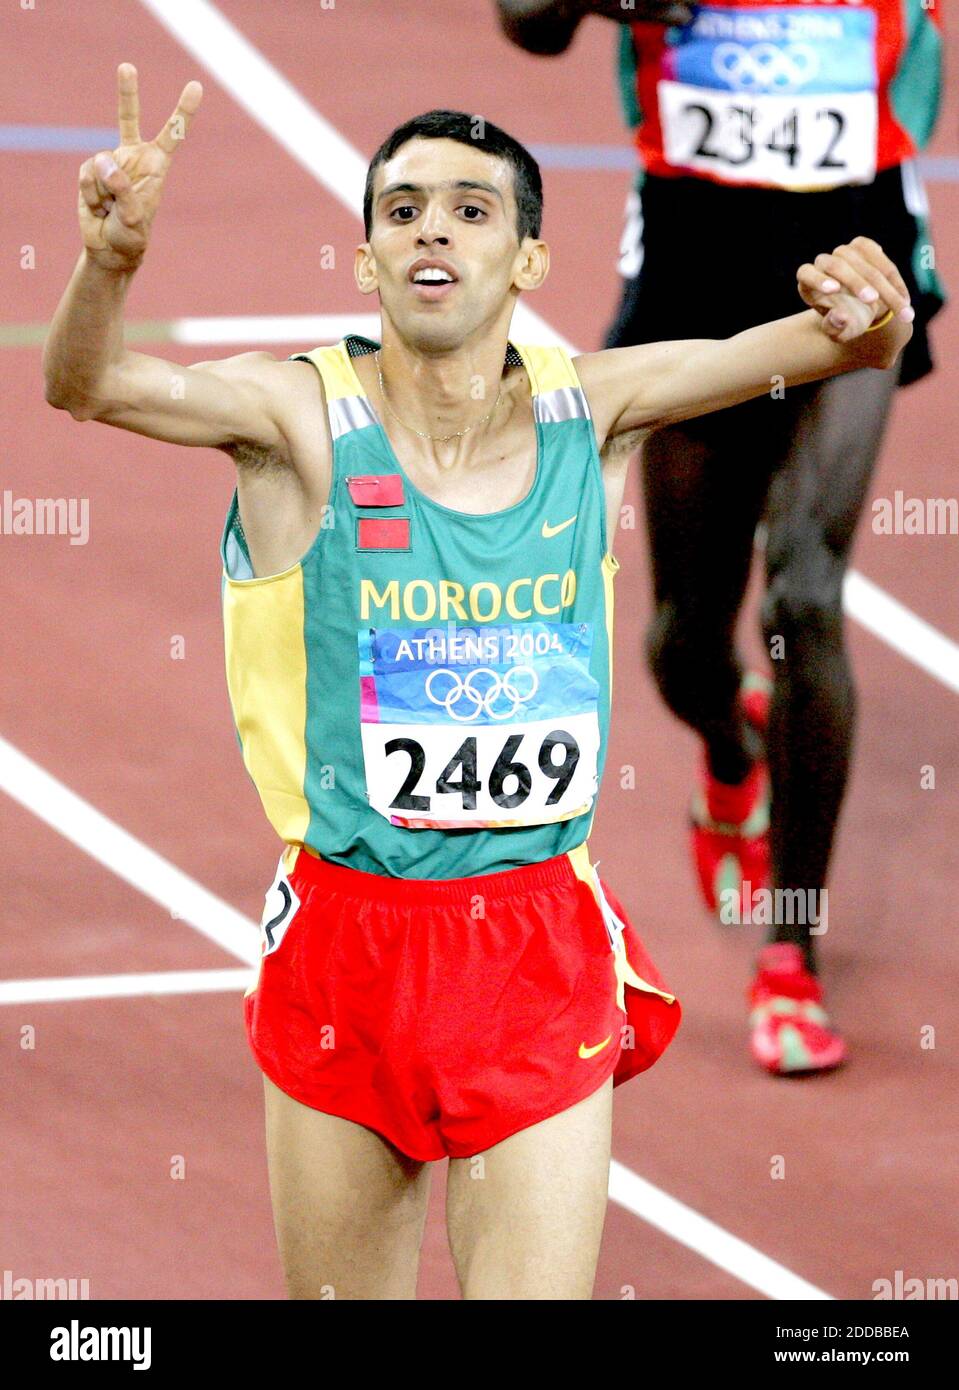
[1,0,957,1300]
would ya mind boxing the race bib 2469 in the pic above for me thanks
[358,622,601,830]
[657,6,878,189]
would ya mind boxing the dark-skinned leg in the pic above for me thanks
[760,363,900,971]
[642,402,778,782]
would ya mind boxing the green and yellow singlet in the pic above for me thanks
[221,334,619,880]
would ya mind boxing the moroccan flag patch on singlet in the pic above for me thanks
[656,5,878,188]
[358,622,601,829]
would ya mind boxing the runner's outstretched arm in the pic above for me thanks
[576,237,914,446]
[43,63,292,454]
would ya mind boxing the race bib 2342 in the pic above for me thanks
[657,5,878,189]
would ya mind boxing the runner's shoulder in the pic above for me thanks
[572,346,664,443]
[192,352,331,470]
[191,350,324,401]
[572,350,622,442]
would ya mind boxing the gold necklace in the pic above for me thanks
[374,351,502,442]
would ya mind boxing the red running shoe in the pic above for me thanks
[747,943,847,1074]
[690,672,771,921]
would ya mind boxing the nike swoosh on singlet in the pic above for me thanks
[578,1035,612,1060]
[541,515,577,539]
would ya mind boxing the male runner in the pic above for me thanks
[499,0,945,1074]
[44,66,912,1299]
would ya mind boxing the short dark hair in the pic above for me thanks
[363,110,543,243]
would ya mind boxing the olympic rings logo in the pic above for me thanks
[712,43,820,93]
[424,666,539,722]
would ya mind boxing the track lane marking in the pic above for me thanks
[844,570,959,694]
[172,313,381,344]
[0,734,259,966]
[0,967,253,1005]
[609,1162,832,1300]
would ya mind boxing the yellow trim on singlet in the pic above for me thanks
[568,841,596,889]
[223,566,311,847]
[512,342,581,396]
[309,340,365,400]
[601,551,620,685]
[567,842,677,1010]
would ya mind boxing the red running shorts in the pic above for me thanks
[244,842,681,1161]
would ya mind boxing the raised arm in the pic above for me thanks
[43,64,290,455]
[577,238,915,447]
[496,0,585,54]
[495,1,691,55]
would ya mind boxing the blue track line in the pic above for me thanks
[0,125,118,152]
[3,126,957,183]
[529,143,959,181]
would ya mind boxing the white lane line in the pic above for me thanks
[137,0,839,1302]
[174,310,565,348]
[608,1162,832,1301]
[844,570,959,694]
[0,968,254,1006]
[137,0,366,215]
[173,313,381,345]
[140,0,958,685]
[0,735,260,967]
